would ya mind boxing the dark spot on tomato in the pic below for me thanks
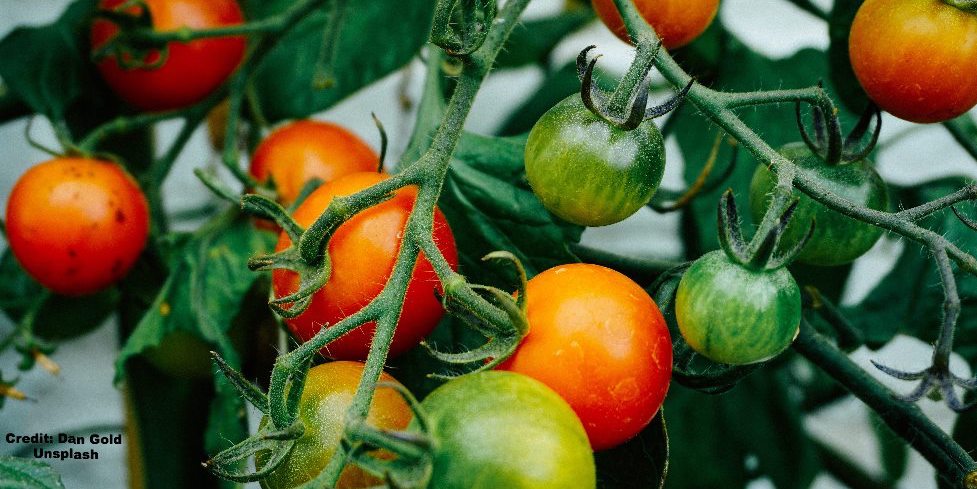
[115,210,126,223]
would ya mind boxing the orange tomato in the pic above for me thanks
[272,172,458,360]
[591,0,720,49]
[849,0,977,123]
[250,120,379,206]
[5,158,150,296]
[90,0,246,112]
[258,361,412,488]
[498,263,672,450]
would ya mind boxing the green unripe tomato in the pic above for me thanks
[749,142,889,266]
[421,371,596,489]
[675,250,801,365]
[525,94,666,227]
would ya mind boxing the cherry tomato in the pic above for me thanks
[257,361,412,489]
[592,0,720,49]
[525,94,666,227]
[90,0,246,112]
[849,0,977,123]
[5,157,149,296]
[675,250,801,365]
[498,263,672,450]
[272,172,458,360]
[421,371,596,489]
[250,120,379,206]
[750,142,889,266]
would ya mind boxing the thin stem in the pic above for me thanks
[897,185,977,222]
[606,41,656,117]
[932,248,960,370]
[793,322,976,487]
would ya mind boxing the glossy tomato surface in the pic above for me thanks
[675,250,801,365]
[421,371,596,489]
[272,172,457,360]
[6,158,149,296]
[525,94,665,227]
[498,263,672,450]
[90,0,246,112]
[750,143,889,266]
[592,0,720,49]
[250,120,379,206]
[258,361,412,489]
[849,0,977,123]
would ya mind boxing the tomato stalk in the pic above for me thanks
[943,0,977,12]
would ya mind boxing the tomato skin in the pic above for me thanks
[5,158,149,296]
[525,95,665,227]
[250,121,379,206]
[749,143,889,266]
[849,0,977,123]
[675,251,801,365]
[421,371,596,489]
[591,0,720,49]
[498,263,672,451]
[90,0,246,112]
[257,361,412,489]
[272,172,458,360]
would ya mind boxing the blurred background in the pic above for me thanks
[1,0,974,487]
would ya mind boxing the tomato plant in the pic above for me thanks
[498,263,672,450]
[256,361,412,489]
[90,0,246,112]
[250,120,379,206]
[5,157,149,296]
[750,142,889,266]
[525,94,666,227]
[272,172,458,360]
[591,0,720,49]
[420,371,596,489]
[849,0,977,123]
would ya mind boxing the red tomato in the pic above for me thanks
[498,263,673,450]
[591,0,720,49]
[90,0,246,112]
[849,0,977,123]
[5,158,150,296]
[272,172,458,360]
[250,120,379,206]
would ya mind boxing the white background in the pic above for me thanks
[1,0,975,488]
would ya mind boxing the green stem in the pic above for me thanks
[606,41,656,117]
[897,185,977,222]
[784,0,831,20]
[943,0,977,13]
[794,322,976,488]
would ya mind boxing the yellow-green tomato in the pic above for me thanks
[257,361,412,489]
[525,94,666,227]
[421,371,597,489]
[675,251,801,365]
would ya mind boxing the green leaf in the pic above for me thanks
[828,0,868,112]
[0,0,98,118]
[114,211,275,383]
[440,132,583,286]
[596,412,669,489]
[872,412,908,482]
[0,250,118,342]
[249,0,435,122]
[495,9,593,69]
[0,456,65,489]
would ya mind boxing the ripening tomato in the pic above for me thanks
[675,250,801,365]
[257,361,412,489]
[592,0,720,49]
[421,371,597,489]
[498,263,673,450]
[272,172,458,360]
[849,0,977,123]
[250,120,379,206]
[5,158,150,296]
[90,0,246,112]
[525,94,666,227]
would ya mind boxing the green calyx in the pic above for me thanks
[717,189,812,271]
[942,0,977,13]
[796,100,881,166]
